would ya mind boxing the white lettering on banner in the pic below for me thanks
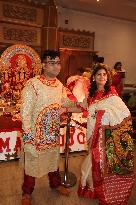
[0,127,87,161]
[0,131,21,161]
[60,126,87,153]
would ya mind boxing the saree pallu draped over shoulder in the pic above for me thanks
[78,87,135,205]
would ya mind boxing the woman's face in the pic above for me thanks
[94,69,108,88]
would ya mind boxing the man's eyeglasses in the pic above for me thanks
[44,61,61,65]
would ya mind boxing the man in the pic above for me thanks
[20,50,70,205]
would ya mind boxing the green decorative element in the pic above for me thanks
[5,153,11,161]
[114,165,120,173]
[105,121,134,175]
[105,129,111,138]
[121,159,127,165]
[106,143,114,160]
[5,152,18,161]
[127,130,132,135]
[12,152,18,158]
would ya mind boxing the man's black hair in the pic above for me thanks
[41,50,60,62]
[97,56,104,63]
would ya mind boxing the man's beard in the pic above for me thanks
[45,70,59,78]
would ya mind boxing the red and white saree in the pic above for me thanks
[78,86,135,205]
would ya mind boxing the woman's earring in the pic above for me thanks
[93,77,95,81]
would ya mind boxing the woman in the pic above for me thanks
[111,61,125,97]
[77,64,134,205]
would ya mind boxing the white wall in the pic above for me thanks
[58,7,136,84]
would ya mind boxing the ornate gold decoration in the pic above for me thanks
[0,44,42,104]
[0,44,41,75]
[0,1,44,26]
[63,35,91,49]
[3,3,37,22]
[3,27,37,44]
[58,28,95,51]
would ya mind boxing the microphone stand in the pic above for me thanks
[60,112,77,187]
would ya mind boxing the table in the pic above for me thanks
[0,114,87,162]
[0,114,22,162]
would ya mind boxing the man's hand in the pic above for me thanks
[77,98,87,110]
[61,97,75,108]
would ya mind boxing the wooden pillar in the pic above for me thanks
[42,2,58,52]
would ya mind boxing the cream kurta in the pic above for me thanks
[20,76,67,178]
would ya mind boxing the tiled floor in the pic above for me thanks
[0,152,135,205]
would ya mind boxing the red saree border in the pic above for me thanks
[91,109,106,202]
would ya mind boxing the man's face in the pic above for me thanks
[42,56,61,78]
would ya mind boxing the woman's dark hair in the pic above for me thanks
[89,63,112,97]
[114,61,122,69]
